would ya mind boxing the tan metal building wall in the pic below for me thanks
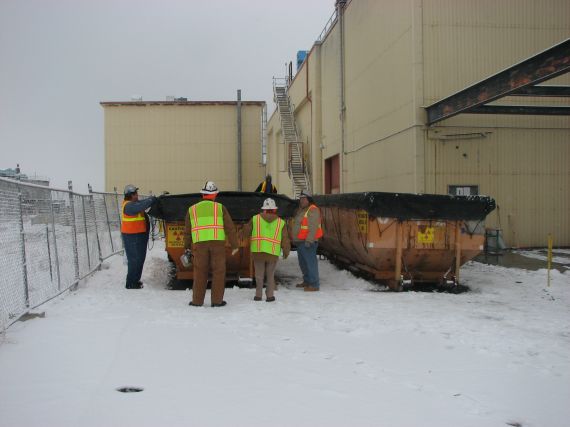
[266,0,569,247]
[102,101,266,195]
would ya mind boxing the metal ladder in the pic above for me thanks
[273,78,310,198]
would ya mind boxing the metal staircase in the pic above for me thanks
[273,78,310,198]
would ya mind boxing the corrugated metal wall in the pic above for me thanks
[104,104,265,195]
[266,0,570,246]
[422,0,570,246]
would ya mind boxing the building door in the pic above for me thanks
[325,155,340,194]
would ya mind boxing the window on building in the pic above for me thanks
[448,185,479,196]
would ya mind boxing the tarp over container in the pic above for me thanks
[313,192,495,221]
[149,191,299,222]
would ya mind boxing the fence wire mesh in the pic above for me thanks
[0,178,127,331]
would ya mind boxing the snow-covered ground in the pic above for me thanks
[1,241,569,427]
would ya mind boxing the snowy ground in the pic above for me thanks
[1,241,569,427]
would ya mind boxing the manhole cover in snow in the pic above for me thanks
[116,386,144,393]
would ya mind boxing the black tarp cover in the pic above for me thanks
[149,192,299,222]
[312,192,495,221]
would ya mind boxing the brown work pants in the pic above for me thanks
[192,242,226,305]
[254,259,277,299]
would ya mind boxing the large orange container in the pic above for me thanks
[150,192,298,283]
[314,193,495,290]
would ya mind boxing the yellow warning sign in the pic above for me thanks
[357,210,368,234]
[166,224,185,248]
[417,226,435,244]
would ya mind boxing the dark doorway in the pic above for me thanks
[325,155,340,194]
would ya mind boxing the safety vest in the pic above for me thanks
[297,204,323,240]
[250,215,284,256]
[121,201,147,234]
[189,200,226,243]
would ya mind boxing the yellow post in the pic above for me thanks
[547,234,553,287]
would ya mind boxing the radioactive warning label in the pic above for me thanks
[357,210,368,234]
[417,226,435,244]
[166,224,185,248]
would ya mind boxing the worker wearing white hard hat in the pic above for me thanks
[184,181,238,307]
[242,197,291,302]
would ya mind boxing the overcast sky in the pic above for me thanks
[0,0,333,192]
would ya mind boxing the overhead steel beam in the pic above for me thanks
[426,38,570,125]
[468,105,570,116]
[510,85,570,97]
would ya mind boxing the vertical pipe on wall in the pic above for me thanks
[237,89,242,191]
[337,0,347,193]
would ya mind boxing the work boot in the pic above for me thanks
[296,282,308,288]
[189,302,203,307]
[253,296,262,301]
[266,296,276,302]
[211,301,227,307]
[304,286,319,292]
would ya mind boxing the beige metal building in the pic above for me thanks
[267,0,570,247]
[102,99,266,195]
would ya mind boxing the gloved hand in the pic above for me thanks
[231,248,239,256]
[304,240,313,248]
[184,248,192,256]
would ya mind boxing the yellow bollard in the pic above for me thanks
[547,234,553,287]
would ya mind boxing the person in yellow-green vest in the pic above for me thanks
[184,181,238,307]
[242,198,290,302]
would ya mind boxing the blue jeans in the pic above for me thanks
[122,233,149,288]
[297,241,319,288]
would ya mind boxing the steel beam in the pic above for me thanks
[511,85,570,97]
[468,105,570,116]
[426,39,570,125]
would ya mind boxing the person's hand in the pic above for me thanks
[283,253,289,260]
[231,248,239,256]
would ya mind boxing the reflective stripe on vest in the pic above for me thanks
[121,201,147,234]
[250,215,284,256]
[189,200,226,243]
[297,204,323,240]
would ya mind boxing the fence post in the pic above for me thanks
[114,187,123,250]
[88,184,103,265]
[49,191,62,291]
[67,181,80,283]
[81,195,91,270]
[17,192,30,308]
[102,191,114,252]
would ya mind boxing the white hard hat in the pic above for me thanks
[261,198,277,210]
[124,184,138,196]
[200,181,219,194]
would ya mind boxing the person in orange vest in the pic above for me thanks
[184,181,239,307]
[242,198,290,302]
[291,190,323,292]
[254,174,278,193]
[121,184,157,289]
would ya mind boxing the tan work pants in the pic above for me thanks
[192,242,226,305]
[254,259,277,299]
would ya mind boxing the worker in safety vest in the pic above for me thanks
[242,198,290,302]
[291,190,323,292]
[184,181,238,307]
[254,174,277,193]
[121,184,157,289]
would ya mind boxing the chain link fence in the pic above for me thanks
[0,177,127,331]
